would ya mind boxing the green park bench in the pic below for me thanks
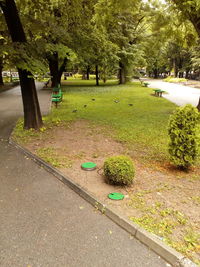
[139,79,149,87]
[143,82,149,87]
[153,89,165,97]
[51,85,63,107]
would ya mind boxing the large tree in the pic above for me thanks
[171,0,200,37]
[0,0,43,129]
[94,0,147,84]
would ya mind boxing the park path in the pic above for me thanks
[147,80,200,106]
[0,83,167,266]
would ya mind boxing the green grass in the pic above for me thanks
[13,78,179,163]
[163,77,187,83]
[36,147,73,168]
[48,78,177,162]
[129,192,200,265]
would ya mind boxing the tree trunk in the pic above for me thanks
[119,62,126,84]
[58,57,67,85]
[18,69,43,129]
[153,69,158,79]
[95,65,99,86]
[179,72,183,78]
[49,52,59,88]
[173,59,178,77]
[0,59,4,86]
[185,70,189,79]
[86,66,90,80]
[0,0,43,130]
[197,97,200,112]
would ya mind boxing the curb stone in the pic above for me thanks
[9,138,198,267]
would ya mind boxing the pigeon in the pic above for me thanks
[72,109,78,113]
[114,100,119,103]
[92,98,95,101]
[83,105,87,108]
[128,104,133,106]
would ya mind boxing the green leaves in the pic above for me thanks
[168,104,200,169]
[104,155,135,186]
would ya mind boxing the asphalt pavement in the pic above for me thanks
[147,80,200,107]
[0,83,167,266]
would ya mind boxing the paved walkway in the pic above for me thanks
[147,80,200,106]
[0,84,167,266]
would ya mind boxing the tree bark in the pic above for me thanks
[119,62,126,84]
[49,52,59,88]
[86,66,90,80]
[197,97,200,112]
[153,69,158,79]
[95,65,99,86]
[0,0,43,129]
[18,69,43,129]
[0,58,4,86]
[173,59,179,77]
[185,70,190,79]
[49,55,67,87]
[58,57,67,85]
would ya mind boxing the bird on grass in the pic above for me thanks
[92,98,95,101]
[128,104,133,106]
[72,109,78,113]
[114,100,119,103]
[83,105,87,108]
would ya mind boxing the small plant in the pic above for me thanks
[168,104,200,169]
[103,155,135,185]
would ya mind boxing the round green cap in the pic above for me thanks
[81,162,97,171]
[108,192,124,200]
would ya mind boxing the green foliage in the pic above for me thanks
[103,155,135,185]
[164,77,187,83]
[168,104,200,169]
[14,79,184,163]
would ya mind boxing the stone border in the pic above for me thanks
[9,138,197,267]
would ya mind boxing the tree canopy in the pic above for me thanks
[1,0,200,128]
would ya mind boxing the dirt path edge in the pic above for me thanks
[9,137,198,267]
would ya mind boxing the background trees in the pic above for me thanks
[0,0,43,129]
[1,0,200,129]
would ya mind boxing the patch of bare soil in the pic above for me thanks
[25,120,200,263]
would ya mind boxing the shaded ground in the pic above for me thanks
[0,83,19,93]
[24,119,200,265]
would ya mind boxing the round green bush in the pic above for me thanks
[103,155,135,186]
[168,104,200,169]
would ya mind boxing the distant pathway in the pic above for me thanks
[147,80,200,107]
[0,83,167,266]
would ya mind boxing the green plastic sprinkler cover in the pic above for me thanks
[81,162,97,171]
[108,192,124,200]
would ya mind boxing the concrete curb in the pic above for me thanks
[9,138,198,267]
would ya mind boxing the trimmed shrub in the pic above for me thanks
[168,104,200,169]
[103,155,135,185]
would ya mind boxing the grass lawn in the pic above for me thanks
[13,78,200,265]
[15,78,179,164]
[49,78,177,164]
